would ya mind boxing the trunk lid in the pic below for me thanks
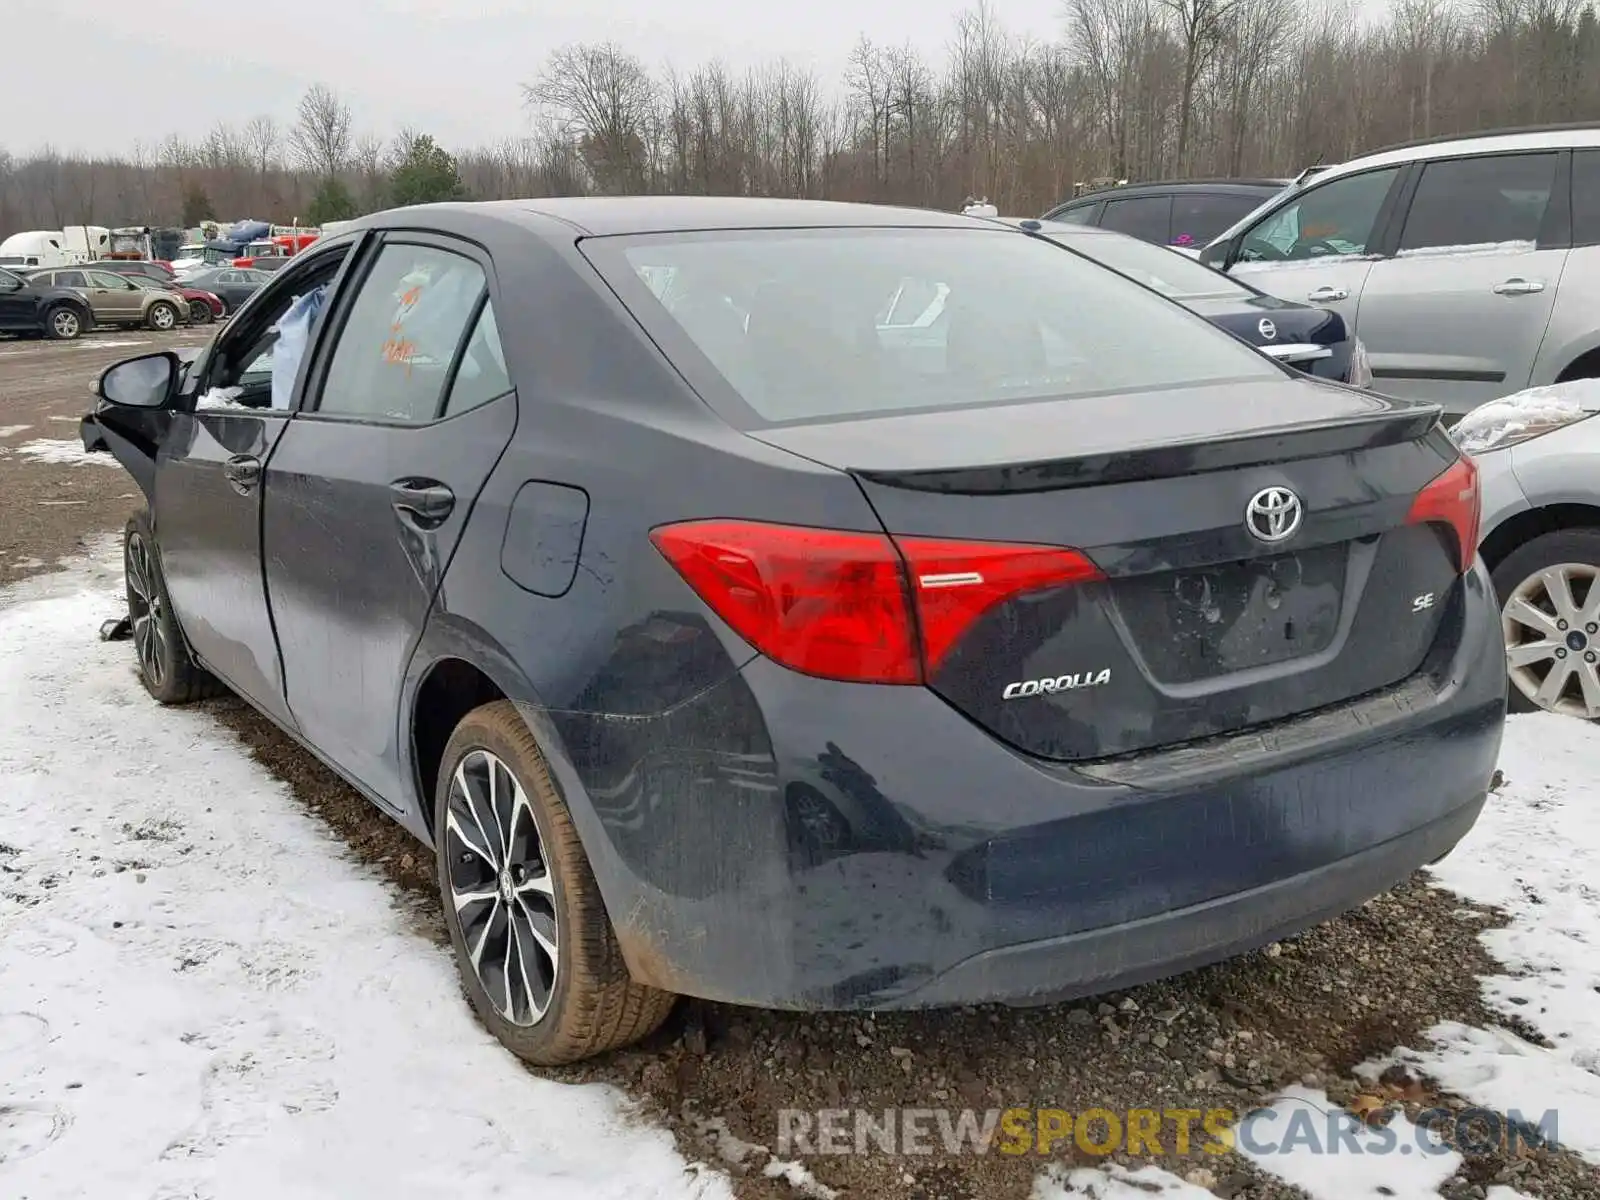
[751,377,1464,761]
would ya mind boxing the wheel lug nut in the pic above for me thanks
[459,852,473,865]
[1588,623,1598,634]
[1556,648,1568,658]
[1588,652,1597,664]
[510,864,525,882]
[1558,619,1569,631]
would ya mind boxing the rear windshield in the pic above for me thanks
[583,227,1281,425]
[1058,228,1253,301]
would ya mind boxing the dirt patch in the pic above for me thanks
[0,330,212,587]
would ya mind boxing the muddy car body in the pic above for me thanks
[84,198,1507,1066]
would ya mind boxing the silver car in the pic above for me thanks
[1458,382,1600,719]
[1199,126,1600,419]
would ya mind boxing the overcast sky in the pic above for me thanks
[0,0,1072,158]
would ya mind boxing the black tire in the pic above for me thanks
[147,301,179,332]
[43,304,84,340]
[188,299,214,325]
[1489,527,1600,717]
[435,701,677,1065]
[123,514,224,705]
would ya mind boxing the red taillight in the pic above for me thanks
[1406,455,1480,574]
[649,519,1103,684]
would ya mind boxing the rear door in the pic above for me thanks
[1222,165,1407,334]
[1354,150,1568,417]
[261,234,518,808]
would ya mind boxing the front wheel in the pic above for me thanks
[124,514,223,705]
[435,701,677,1065]
[188,299,214,325]
[147,301,178,332]
[1491,528,1600,720]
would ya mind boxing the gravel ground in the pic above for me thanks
[5,332,1597,1200]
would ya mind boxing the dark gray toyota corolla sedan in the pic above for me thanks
[83,197,1507,1067]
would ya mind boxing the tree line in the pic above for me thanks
[3,0,1599,234]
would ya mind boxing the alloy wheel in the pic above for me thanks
[52,309,79,338]
[1502,562,1600,719]
[125,533,167,689]
[444,749,559,1026]
[152,305,175,330]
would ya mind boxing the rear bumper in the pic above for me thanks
[547,561,1507,1010]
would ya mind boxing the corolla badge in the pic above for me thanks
[1002,669,1111,700]
[1257,317,1277,340]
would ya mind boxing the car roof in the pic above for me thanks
[1048,179,1288,209]
[1307,124,1600,185]
[344,196,984,239]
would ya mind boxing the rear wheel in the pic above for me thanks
[188,299,214,325]
[124,514,223,705]
[435,701,676,1065]
[44,305,83,340]
[1491,528,1600,720]
[147,301,178,332]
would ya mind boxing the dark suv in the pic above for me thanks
[84,198,1505,1068]
[1044,179,1289,249]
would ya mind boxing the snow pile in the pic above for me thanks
[0,566,732,1200]
[1451,378,1600,454]
[1405,714,1600,1163]
[1036,1162,1219,1199]
[0,423,31,439]
[14,438,120,467]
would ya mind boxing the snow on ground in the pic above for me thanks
[11,438,121,467]
[1399,715,1600,1164]
[0,339,152,359]
[0,424,31,439]
[0,558,730,1200]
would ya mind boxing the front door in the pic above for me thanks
[150,240,363,728]
[1220,164,1407,336]
[0,271,32,330]
[85,269,144,323]
[262,235,517,808]
[1353,150,1567,417]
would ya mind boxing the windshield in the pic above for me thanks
[583,226,1282,426]
[1055,229,1252,300]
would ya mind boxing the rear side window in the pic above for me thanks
[1574,150,1600,247]
[55,270,85,287]
[584,227,1282,426]
[1397,152,1558,254]
[1170,194,1263,248]
[1053,203,1102,226]
[316,243,487,423]
[443,301,512,416]
[1100,196,1172,243]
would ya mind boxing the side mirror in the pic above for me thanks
[99,352,179,409]
[1199,237,1235,270]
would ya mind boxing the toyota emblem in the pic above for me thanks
[1257,317,1278,340]
[1245,486,1303,543]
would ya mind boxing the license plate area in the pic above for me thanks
[1111,545,1347,682]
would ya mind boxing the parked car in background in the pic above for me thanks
[0,266,94,339]
[987,217,1371,386]
[22,266,187,331]
[124,274,223,325]
[1198,125,1600,419]
[84,197,1504,1068]
[97,260,176,285]
[179,266,272,315]
[1457,380,1600,720]
[1043,179,1290,250]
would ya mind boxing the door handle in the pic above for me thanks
[223,455,260,495]
[1306,286,1349,302]
[1492,278,1545,296]
[389,478,455,529]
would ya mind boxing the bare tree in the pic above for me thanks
[289,84,354,179]
[525,44,657,192]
